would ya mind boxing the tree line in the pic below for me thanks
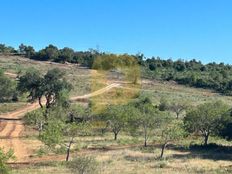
[1,43,232,95]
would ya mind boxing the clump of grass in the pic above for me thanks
[35,147,49,157]
[67,156,99,174]
[153,159,169,169]
[54,146,67,155]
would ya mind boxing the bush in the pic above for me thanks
[0,148,15,174]
[0,73,16,102]
[35,147,49,157]
[67,156,99,174]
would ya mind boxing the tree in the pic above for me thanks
[39,120,64,148]
[40,118,90,161]
[168,102,188,119]
[43,68,72,109]
[211,109,232,140]
[17,69,44,106]
[184,101,229,146]
[130,103,164,147]
[103,105,130,140]
[63,123,90,161]
[0,44,16,54]
[19,43,26,54]
[35,44,59,61]
[18,44,35,58]
[18,68,72,111]
[58,47,75,62]
[160,120,185,158]
[25,46,35,58]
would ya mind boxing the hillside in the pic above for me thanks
[0,56,232,174]
[1,55,232,112]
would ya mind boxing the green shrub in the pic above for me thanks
[0,148,15,174]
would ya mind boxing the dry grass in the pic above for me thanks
[1,56,232,174]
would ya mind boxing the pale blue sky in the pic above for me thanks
[1,0,232,63]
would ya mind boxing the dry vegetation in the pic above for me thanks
[0,56,232,174]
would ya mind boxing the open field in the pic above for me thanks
[0,56,232,173]
[10,134,232,174]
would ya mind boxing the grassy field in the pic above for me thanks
[1,56,232,174]
[11,133,232,174]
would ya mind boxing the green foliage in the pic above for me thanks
[129,97,166,147]
[43,68,72,108]
[39,120,65,148]
[18,68,72,109]
[18,43,35,58]
[35,44,59,61]
[161,119,185,143]
[144,57,232,95]
[35,147,49,157]
[103,104,132,140]
[184,101,230,145]
[23,109,46,131]
[167,101,188,119]
[0,71,16,102]
[3,43,232,95]
[0,148,15,174]
[57,47,75,62]
[158,97,170,111]
[17,68,43,102]
[0,44,16,54]
[160,119,185,158]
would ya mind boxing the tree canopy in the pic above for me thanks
[184,101,230,145]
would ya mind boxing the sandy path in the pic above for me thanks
[4,72,18,78]
[0,121,28,161]
[0,83,120,162]
[71,83,120,101]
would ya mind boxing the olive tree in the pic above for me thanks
[168,102,188,119]
[184,101,229,146]
[40,118,91,161]
[130,103,165,147]
[63,122,91,161]
[160,119,185,158]
[103,104,132,140]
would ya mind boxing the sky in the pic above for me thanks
[1,0,232,64]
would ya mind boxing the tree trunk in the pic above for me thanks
[144,133,147,147]
[160,143,167,158]
[144,139,147,147]
[114,132,118,140]
[204,134,209,146]
[38,97,43,108]
[66,138,73,161]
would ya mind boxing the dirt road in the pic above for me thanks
[0,83,120,161]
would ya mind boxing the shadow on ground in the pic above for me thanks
[170,143,232,161]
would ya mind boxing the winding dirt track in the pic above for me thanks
[0,83,120,162]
